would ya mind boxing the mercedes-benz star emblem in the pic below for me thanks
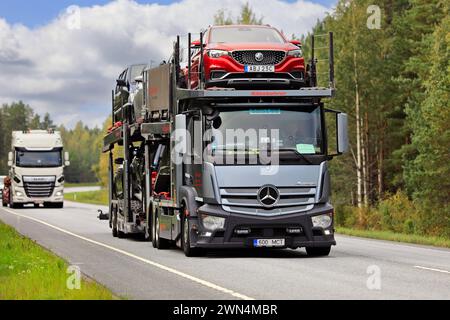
[255,52,264,62]
[257,185,280,207]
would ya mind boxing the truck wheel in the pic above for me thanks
[10,195,22,209]
[182,207,203,257]
[2,201,7,207]
[117,229,126,239]
[112,206,118,237]
[306,246,331,257]
[151,210,157,248]
[154,211,169,249]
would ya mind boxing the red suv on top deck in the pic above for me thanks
[188,25,306,89]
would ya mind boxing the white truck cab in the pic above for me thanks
[7,130,69,208]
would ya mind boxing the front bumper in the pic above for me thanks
[191,203,335,249]
[12,186,64,204]
[206,74,305,89]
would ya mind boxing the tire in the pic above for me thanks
[306,246,331,257]
[154,211,169,249]
[2,201,7,207]
[9,189,21,209]
[10,194,22,209]
[182,206,203,257]
[151,209,157,248]
[47,202,64,209]
[112,206,118,237]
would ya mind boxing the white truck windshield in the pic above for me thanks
[16,150,62,168]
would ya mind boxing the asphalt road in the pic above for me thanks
[0,201,449,300]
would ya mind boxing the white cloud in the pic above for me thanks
[0,0,331,128]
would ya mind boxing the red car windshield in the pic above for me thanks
[209,27,285,43]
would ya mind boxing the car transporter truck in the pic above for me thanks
[99,32,348,257]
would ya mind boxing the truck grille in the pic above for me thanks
[24,181,55,198]
[220,186,316,216]
[231,50,286,65]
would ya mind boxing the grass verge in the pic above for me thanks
[64,189,108,206]
[65,182,100,188]
[0,221,114,300]
[336,227,450,248]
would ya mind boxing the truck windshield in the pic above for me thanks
[210,27,285,43]
[207,106,323,162]
[16,150,62,168]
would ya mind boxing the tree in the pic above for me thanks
[0,101,36,173]
[214,2,263,25]
[403,12,450,237]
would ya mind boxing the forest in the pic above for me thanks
[0,0,448,238]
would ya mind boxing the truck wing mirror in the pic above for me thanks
[114,158,124,165]
[325,109,348,157]
[64,152,70,166]
[116,79,127,87]
[7,152,13,166]
[337,113,349,154]
[290,39,302,47]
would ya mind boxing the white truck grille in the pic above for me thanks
[23,176,56,198]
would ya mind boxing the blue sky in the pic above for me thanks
[0,0,336,27]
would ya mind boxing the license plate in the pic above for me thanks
[253,238,285,247]
[244,65,275,73]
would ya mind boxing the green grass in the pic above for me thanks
[65,182,100,188]
[0,221,114,300]
[336,227,450,248]
[64,189,108,206]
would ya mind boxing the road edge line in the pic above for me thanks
[1,207,254,300]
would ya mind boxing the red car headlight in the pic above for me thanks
[207,50,229,58]
[287,49,303,58]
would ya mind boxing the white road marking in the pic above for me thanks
[1,207,254,300]
[414,265,450,275]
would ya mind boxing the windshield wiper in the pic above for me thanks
[271,148,314,165]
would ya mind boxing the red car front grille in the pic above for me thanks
[231,50,286,65]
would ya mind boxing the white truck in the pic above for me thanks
[6,130,70,208]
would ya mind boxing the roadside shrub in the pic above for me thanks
[375,191,420,234]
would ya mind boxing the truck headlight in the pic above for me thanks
[55,191,63,196]
[288,49,303,58]
[200,214,225,231]
[15,191,23,197]
[207,50,228,58]
[312,213,332,229]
